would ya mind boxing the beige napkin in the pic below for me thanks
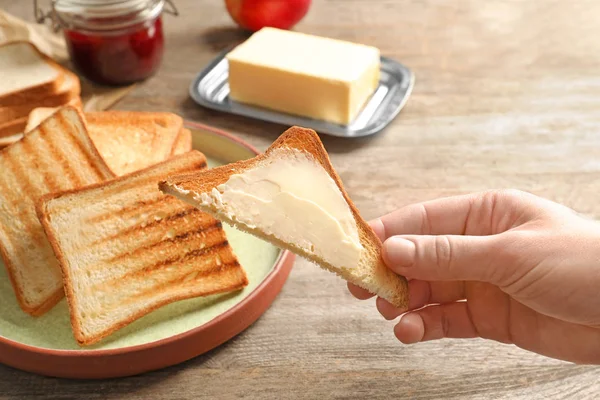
[0,9,134,112]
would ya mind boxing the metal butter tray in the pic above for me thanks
[189,50,415,138]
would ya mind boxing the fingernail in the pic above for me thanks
[383,237,416,271]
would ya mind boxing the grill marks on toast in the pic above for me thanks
[83,261,243,322]
[3,139,46,203]
[88,193,180,224]
[31,129,63,194]
[85,208,221,280]
[89,205,198,247]
[106,217,222,264]
[37,151,248,345]
[0,138,58,254]
[47,163,204,219]
[39,118,84,189]
[0,106,114,315]
[54,112,108,183]
[86,221,231,311]
[127,261,242,303]
[97,239,230,293]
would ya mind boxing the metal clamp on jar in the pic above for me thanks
[34,0,178,86]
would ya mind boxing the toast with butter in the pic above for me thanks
[160,126,408,308]
[37,151,248,346]
[0,105,114,315]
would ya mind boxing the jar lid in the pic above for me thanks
[52,0,166,31]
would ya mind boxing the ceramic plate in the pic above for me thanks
[0,122,295,379]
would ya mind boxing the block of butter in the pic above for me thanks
[226,27,380,126]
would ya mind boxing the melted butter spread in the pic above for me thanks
[198,148,362,268]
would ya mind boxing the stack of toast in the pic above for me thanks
[0,41,82,143]
[0,105,248,346]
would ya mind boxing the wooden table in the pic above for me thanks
[2,0,600,398]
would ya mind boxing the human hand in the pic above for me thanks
[349,189,600,364]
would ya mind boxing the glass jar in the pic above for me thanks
[34,0,178,86]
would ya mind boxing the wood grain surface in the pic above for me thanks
[2,0,600,398]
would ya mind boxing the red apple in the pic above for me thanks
[225,0,311,32]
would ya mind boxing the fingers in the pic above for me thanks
[382,234,504,283]
[372,189,541,242]
[408,280,466,310]
[507,301,600,364]
[377,194,478,238]
[376,280,466,320]
[368,219,386,242]
[376,297,405,320]
[392,299,600,365]
[394,302,478,344]
[347,283,375,300]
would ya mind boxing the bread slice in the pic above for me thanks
[0,70,80,123]
[0,105,114,315]
[0,41,65,104]
[0,98,81,147]
[24,109,184,175]
[172,128,193,156]
[84,111,184,176]
[0,133,22,149]
[0,116,27,138]
[23,97,83,133]
[37,151,248,346]
[160,126,408,308]
[24,107,61,133]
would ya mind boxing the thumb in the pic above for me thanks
[383,234,505,283]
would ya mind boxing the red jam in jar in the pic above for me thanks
[64,18,164,86]
[49,0,176,86]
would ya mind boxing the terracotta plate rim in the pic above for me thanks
[0,120,293,360]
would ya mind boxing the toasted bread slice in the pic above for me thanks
[0,133,22,149]
[0,41,65,105]
[84,111,183,176]
[24,107,60,133]
[0,98,81,146]
[0,70,81,123]
[0,105,114,315]
[37,151,248,346]
[160,126,408,308]
[0,116,27,138]
[23,97,83,133]
[172,128,193,156]
[25,109,184,175]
